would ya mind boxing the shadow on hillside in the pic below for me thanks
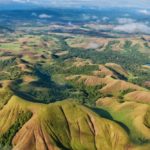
[90,107,130,134]
[92,107,113,120]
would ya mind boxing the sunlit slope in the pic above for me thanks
[13,100,130,150]
[96,97,150,148]
[0,94,131,150]
[125,91,150,104]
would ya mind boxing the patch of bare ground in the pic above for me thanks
[125,91,150,104]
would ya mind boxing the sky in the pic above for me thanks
[0,0,150,8]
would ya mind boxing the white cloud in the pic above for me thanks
[102,17,109,21]
[139,9,150,15]
[31,12,37,16]
[92,16,98,19]
[38,14,52,19]
[117,18,135,24]
[12,0,40,5]
[82,14,90,20]
[114,22,150,34]
[12,0,30,3]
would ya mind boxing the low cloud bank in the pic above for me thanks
[38,14,52,19]
[114,22,150,34]
[117,18,135,24]
[139,9,150,15]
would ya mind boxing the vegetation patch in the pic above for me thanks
[0,111,32,148]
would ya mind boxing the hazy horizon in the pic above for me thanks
[0,0,150,9]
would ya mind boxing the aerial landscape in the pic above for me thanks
[0,0,150,150]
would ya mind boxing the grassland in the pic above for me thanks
[0,20,150,150]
